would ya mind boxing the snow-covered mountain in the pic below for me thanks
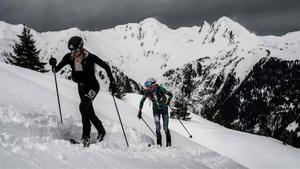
[2,17,297,81]
[0,16,299,147]
[1,17,299,84]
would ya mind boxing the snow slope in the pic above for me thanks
[1,61,300,169]
[0,62,245,169]
[125,95,300,169]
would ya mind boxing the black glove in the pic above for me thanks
[49,57,57,67]
[109,81,117,95]
[137,110,142,119]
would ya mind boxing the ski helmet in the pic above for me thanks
[144,77,156,88]
[68,36,84,51]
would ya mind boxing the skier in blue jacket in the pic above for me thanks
[138,78,173,146]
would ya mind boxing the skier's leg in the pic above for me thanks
[78,84,97,140]
[154,112,161,135]
[79,97,92,139]
[162,107,169,131]
[89,105,106,141]
[153,110,162,146]
[83,83,105,141]
[165,129,171,147]
[162,107,171,146]
[89,105,105,133]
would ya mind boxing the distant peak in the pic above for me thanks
[202,21,211,27]
[216,16,235,24]
[140,17,162,25]
[0,20,23,28]
[212,16,255,37]
[139,17,170,31]
[214,16,244,29]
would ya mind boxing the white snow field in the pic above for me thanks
[0,62,299,169]
[0,62,245,169]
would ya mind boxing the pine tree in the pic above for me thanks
[124,77,133,93]
[112,70,135,99]
[170,95,191,121]
[114,74,126,99]
[5,25,48,72]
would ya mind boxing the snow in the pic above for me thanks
[1,62,300,169]
[286,122,299,132]
[125,94,300,169]
[261,31,300,61]
[0,62,245,169]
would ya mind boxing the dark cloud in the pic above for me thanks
[0,0,299,35]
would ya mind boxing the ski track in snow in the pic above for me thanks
[0,63,246,169]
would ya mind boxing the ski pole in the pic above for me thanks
[141,117,156,137]
[168,106,192,138]
[112,95,129,147]
[52,65,63,124]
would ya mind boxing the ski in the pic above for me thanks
[69,138,105,147]
[69,138,97,147]
[147,144,171,148]
[69,138,81,144]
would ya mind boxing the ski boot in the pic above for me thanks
[97,132,106,142]
[166,130,171,147]
[81,136,90,147]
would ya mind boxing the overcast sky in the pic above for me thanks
[0,0,299,35]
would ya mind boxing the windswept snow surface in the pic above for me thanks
[0,62,245,169]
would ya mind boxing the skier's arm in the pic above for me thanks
[161,86,173,100]
[93,55,115,83]
[52,54,70,73]
[139,91,148,111]
[137,91,147,119]
[137,92,147,119]
[160,86,173,105]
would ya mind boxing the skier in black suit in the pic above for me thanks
[49,36,116,147]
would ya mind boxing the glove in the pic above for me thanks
[165,99,171,106]
[109,81,117,95]
[49,57,57,66]
[137,110,142,119]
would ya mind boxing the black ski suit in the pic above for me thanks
[53,50,115,139]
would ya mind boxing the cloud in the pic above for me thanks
[0,0,299,35]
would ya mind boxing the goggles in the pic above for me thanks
[70,48,81,53]
[146,84,158,94]
[144,81,153,88]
